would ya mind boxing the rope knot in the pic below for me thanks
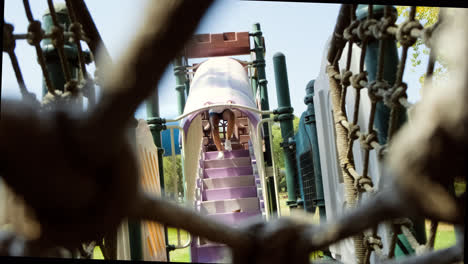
[341,70,353,87]
[3,23,16,52]
[364,235,383,249]
[69,23,84,43]
[351,72,367,90]
[396,20,423,47]
[357,18,377,43]
[355,176,373,192]
[348,123,360,141]
[386,83,408,108]
[374,14,396,40]
[343,20,360,42]
[65,80,79,94]
[367,81,388,103]
[51,26,65,47]
[360,130,377,150]
[27,21,44,46]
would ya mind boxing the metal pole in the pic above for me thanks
[41,4,81,109]
[146,91,171,260]
[304,80,326,221]
[272,52,297,208]
[251,73,258,99]
[174,56,187,115]
[251,23,276,215]
[356,4,425,253]
[146,92,165,192]
[251,23,272,166]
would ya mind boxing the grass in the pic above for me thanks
[279,192,457,251]
[426,221,457,250]
[168,227,191,263]
[93,246,104,260]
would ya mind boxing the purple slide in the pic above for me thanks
[180,57,264,263]
[191,148,263,263]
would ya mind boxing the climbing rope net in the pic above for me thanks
[0,1,465,264]
[325,5,454,263]
[3,0,96,110]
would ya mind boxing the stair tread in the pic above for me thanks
[196,243,227,248]
[199,197,260,214]
[203,175,255,189]
[204,157,252,169]
[204,165,252,170]
[205,186,256,191]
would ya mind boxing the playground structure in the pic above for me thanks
[0,1,465,264]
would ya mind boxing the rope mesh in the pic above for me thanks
[326,5,446,263]
[3,0,95,110]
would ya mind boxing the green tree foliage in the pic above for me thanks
[271,116,300,190]
[163,155,183,200]
[396,6,447,89]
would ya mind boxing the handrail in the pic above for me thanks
[267,119,281,217]
[255,118,282,219]
[163,125,192,250]
[255,117,274,221]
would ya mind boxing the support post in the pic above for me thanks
[41,4,82,109]
[272,52,297,208]
[251,74,258,101]
[173,55,188,198]
[251,23,277,214]
[304,80,326,221]
[356,4,425,253]
[171,55,188,259]
[174,56,187,115]
[146,92,171,260]
[146,92,166,192]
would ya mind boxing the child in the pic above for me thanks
[207,101,236,159]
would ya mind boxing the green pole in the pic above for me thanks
[272,52,297,208]
[146,91,171,260]
[146,92,166,192]
[251,23,272,166]
[251,23,276,215]
[174,57,187,115]
[173,56,188,197]
[356,4,426,253]
[172,56,189,259]
[183,57,190,97]
[251,75,258,100]
[304,80,326,221]
[41,3,81,108]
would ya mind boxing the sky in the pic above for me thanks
[2,0,428,120]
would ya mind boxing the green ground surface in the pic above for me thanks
[92,192,457,261]
[168,228,191,263]
[426,225,457,250]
